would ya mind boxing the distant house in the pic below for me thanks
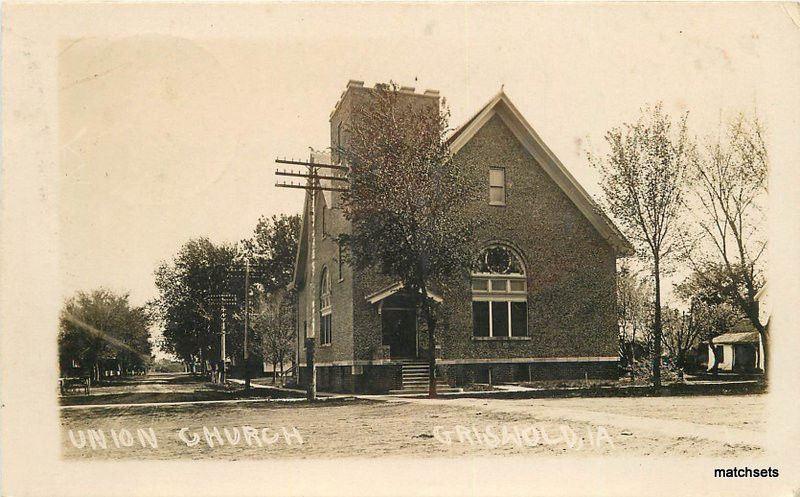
[291,81,633,393]
[707,321,764,374]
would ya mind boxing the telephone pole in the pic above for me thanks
[275,152,347,400]
[225,259,267,393]
[220,306,228,383]
[209,293,237,384]
[243,257,251,391]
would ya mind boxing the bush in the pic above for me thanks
[626,357,683,384]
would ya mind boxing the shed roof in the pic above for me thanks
[711,331,760,345]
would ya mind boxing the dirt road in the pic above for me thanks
[60,376,764,459]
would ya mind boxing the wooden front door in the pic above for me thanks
[382,308,417,359]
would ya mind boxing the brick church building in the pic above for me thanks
[290,80,633,393]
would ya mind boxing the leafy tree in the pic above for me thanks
[152,216,301,382]
[239,213,301,385]
[253,288,295,384]
[338,83,482,397]
[591,104,692,387]
[674,267,743,343]
[151,238,240,372]
[240,214,302,293]
[682,114,768,369]
[59,288,153,381]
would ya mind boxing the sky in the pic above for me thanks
[57,3,799,310]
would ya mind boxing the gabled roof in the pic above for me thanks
[448,90,634,256]
[291,190,310,289]
[291,150,332,290]
[755,283,768,302]
[365,282,443,305]
[292,88,635,290]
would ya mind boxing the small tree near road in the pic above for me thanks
[338,83,481,397]
[660,304,702,376]
[616,262,652,377]
[591,104,692,388]
[254,288,295,384]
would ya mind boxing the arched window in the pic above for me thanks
[471,245,528,338]
[320,267,332,345]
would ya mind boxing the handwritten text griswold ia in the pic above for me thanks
[432,424,614,450]
[66,426,304,450]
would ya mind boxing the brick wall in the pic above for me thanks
[296,187,354,366]
[299,365,402,394]
[297,87,618,373]
[441,361,619,386]
[434,113,618,361]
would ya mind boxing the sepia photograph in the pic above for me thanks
[2,2,799,496]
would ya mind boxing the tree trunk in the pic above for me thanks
[418,296,437,399]
[426,313,437,398]
[741,299,768,376]
[630,326,636,380]
[652,258,662,389]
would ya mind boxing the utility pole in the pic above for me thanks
[243,257,251,392]
[220,306,228,383]
[224,260,267,392]
[275,153,347,401]
[308,156,317,401]
[209,293,237,385]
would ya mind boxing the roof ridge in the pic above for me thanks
[446,90,506,145]
[447,90,634,256]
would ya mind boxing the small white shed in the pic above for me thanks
[707,331,764,373]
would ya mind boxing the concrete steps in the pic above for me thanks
[389,361,459,394]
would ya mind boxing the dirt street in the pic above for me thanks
[60,374,764,459]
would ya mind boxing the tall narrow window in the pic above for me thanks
[320,268,332,345]
[471,245,527,337]
[489,167,506,206]
[321,204,327,236]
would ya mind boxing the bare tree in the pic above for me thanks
[591,104,692,387]
[683,114,768,369]
[254,288,295,384]
[661,304,702,375]
[617,262,651,377]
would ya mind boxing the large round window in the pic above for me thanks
[475,245,524,275]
